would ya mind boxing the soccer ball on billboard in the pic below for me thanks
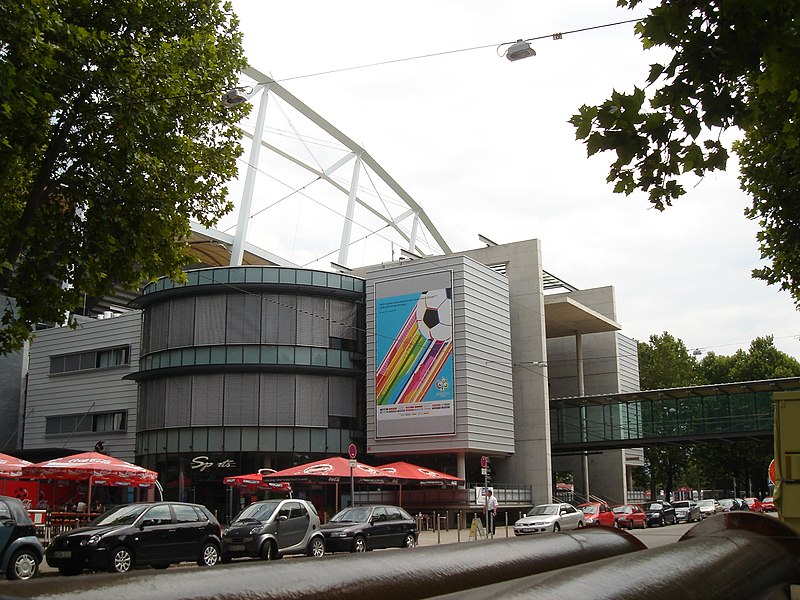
[415,289,452,342]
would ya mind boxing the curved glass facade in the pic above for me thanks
[132,267,366,519]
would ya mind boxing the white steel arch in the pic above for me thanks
[226,65,451,269]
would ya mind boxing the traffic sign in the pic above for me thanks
[348,443,357,459]
[769,459,776,484]
[480,455,488,468]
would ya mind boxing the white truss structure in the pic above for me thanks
[226,65,452,270]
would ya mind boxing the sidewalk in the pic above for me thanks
[417,526,510,546]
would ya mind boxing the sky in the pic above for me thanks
[221,0,800,360]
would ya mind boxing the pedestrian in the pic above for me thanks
[486,489,498,535]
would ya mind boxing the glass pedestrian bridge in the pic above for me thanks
[550,377,800,453]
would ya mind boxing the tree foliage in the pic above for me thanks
[571,1,800,304]
[0,0,248,353]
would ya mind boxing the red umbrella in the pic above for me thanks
[261,457,391,484]
[22,452,159,511]
[0,452,32,478]
[378,461,462,486]
[223,473,292,493]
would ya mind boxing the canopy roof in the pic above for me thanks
[22,452,158,487]
[262,457,396,484]
[0,452,32,478]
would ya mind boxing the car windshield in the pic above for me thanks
[612,506,632,514]
[91,504,149,526]
[580,505,599,514]
[642,503,663,510]
[528,505,559,516]
[699,500,715,506]
[234,500,281,522]
[330,507,373,523]
[719,499,734,508]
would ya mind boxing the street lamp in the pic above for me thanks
[505,39,536,61]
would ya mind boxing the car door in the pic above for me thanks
[561,504,580,530]
[0,499,14,562]
[384,507,407,547]
[172,504,206,561]
[136,504,175,563]
[368,507,392,548]
[275,502,308,550]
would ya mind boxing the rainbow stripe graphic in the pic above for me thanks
[376,289,453,406]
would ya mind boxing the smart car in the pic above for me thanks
[222,499,325,561]
[320,505,417,552]
[0,495,43,580]
[46,501,222,575]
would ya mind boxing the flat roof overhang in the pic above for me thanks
[187,223,297,268]
[543,296,621,338]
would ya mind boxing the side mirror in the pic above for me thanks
[1,519,16,528]
[276,515,288,522]
[141,519,157,528]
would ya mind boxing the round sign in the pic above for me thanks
[480,455,488,468]
[348,444,358,459]
[769,459,776,484]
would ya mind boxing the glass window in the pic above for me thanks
[328,273,341,289]
[263,268,279,283]
[228,268,246,284]
[296,270,312,285]
[295,347,311,365]
[213,270,230,284]
[277,347,294,365]
[174,504,200,523]
[79,352,96,370]
[261,346,277,364]
[243,346,260,364]
[182,348,194,365]
[50,355,66,374]
[143,504,173,525]
[227,346,244,364]
[279,269,296,284]
[312,271,327,287]
[311,348,327,366]
[210,347,226,364]
[195,347,211,365]
[186,271,200,286]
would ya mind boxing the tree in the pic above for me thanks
[0,1,248,353]
[698,336,800,383]
[637,332,701,499]
[570,1,800,304]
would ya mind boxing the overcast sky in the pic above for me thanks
[223,0,800,360]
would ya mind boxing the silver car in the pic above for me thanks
[698,498,721,518]
[513,503,584,535]
[222,499,325,561]
[672,500,701,523]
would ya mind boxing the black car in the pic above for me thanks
[641,501,676,527]
[0,495,43,580]
[320,505,418,553]
[222,499,325,561]
[46,501,222,575]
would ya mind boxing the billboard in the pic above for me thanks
[375,271,455,437]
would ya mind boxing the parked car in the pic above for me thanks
[718,498,737,512]
[743,497,762,512]
[672,500,701,523]
[46,501,222,575]
[611,504,648,529]
[513,503,584,535]
[735,498,750,511]
[222,499,324,561]
[577,502,616,527]
[641,501,676,527]
[698,498,721,518]
[320,505,417,552]
[0,495,43,580]
[762,497,776,512]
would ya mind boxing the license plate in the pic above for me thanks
[228,545,245,552]
[52,550,72,559]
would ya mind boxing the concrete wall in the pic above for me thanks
[24,312,141,462]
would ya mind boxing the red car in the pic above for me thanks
[761,497,776,512]
[611,504,648,529]
[577,502,615,527]
[744,497,763,513]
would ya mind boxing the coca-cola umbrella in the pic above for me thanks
[22,452,159,511]
[0,452,33,495]
[223,473,292,494]
[378,461,463,507]
[262,457,396,513]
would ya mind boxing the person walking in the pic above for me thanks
[486,489,498,536]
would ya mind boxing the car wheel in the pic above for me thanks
[197,542,219,567]
[577,520,584,528]
[553,522,561,533]
[403,533,417,548]
[352,535,367,553]
[261,540,276,560]
[58,567,82,577]
[660,517,665,527]
[152,563,170,570]
[627,521,633,530]
[7,549,38,581]
[110,547,134,573]
[307,537,325,557]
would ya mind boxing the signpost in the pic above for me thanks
[481,456,490,537]
[348,444,357,507]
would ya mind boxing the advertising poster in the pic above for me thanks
[375,271,455,437]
